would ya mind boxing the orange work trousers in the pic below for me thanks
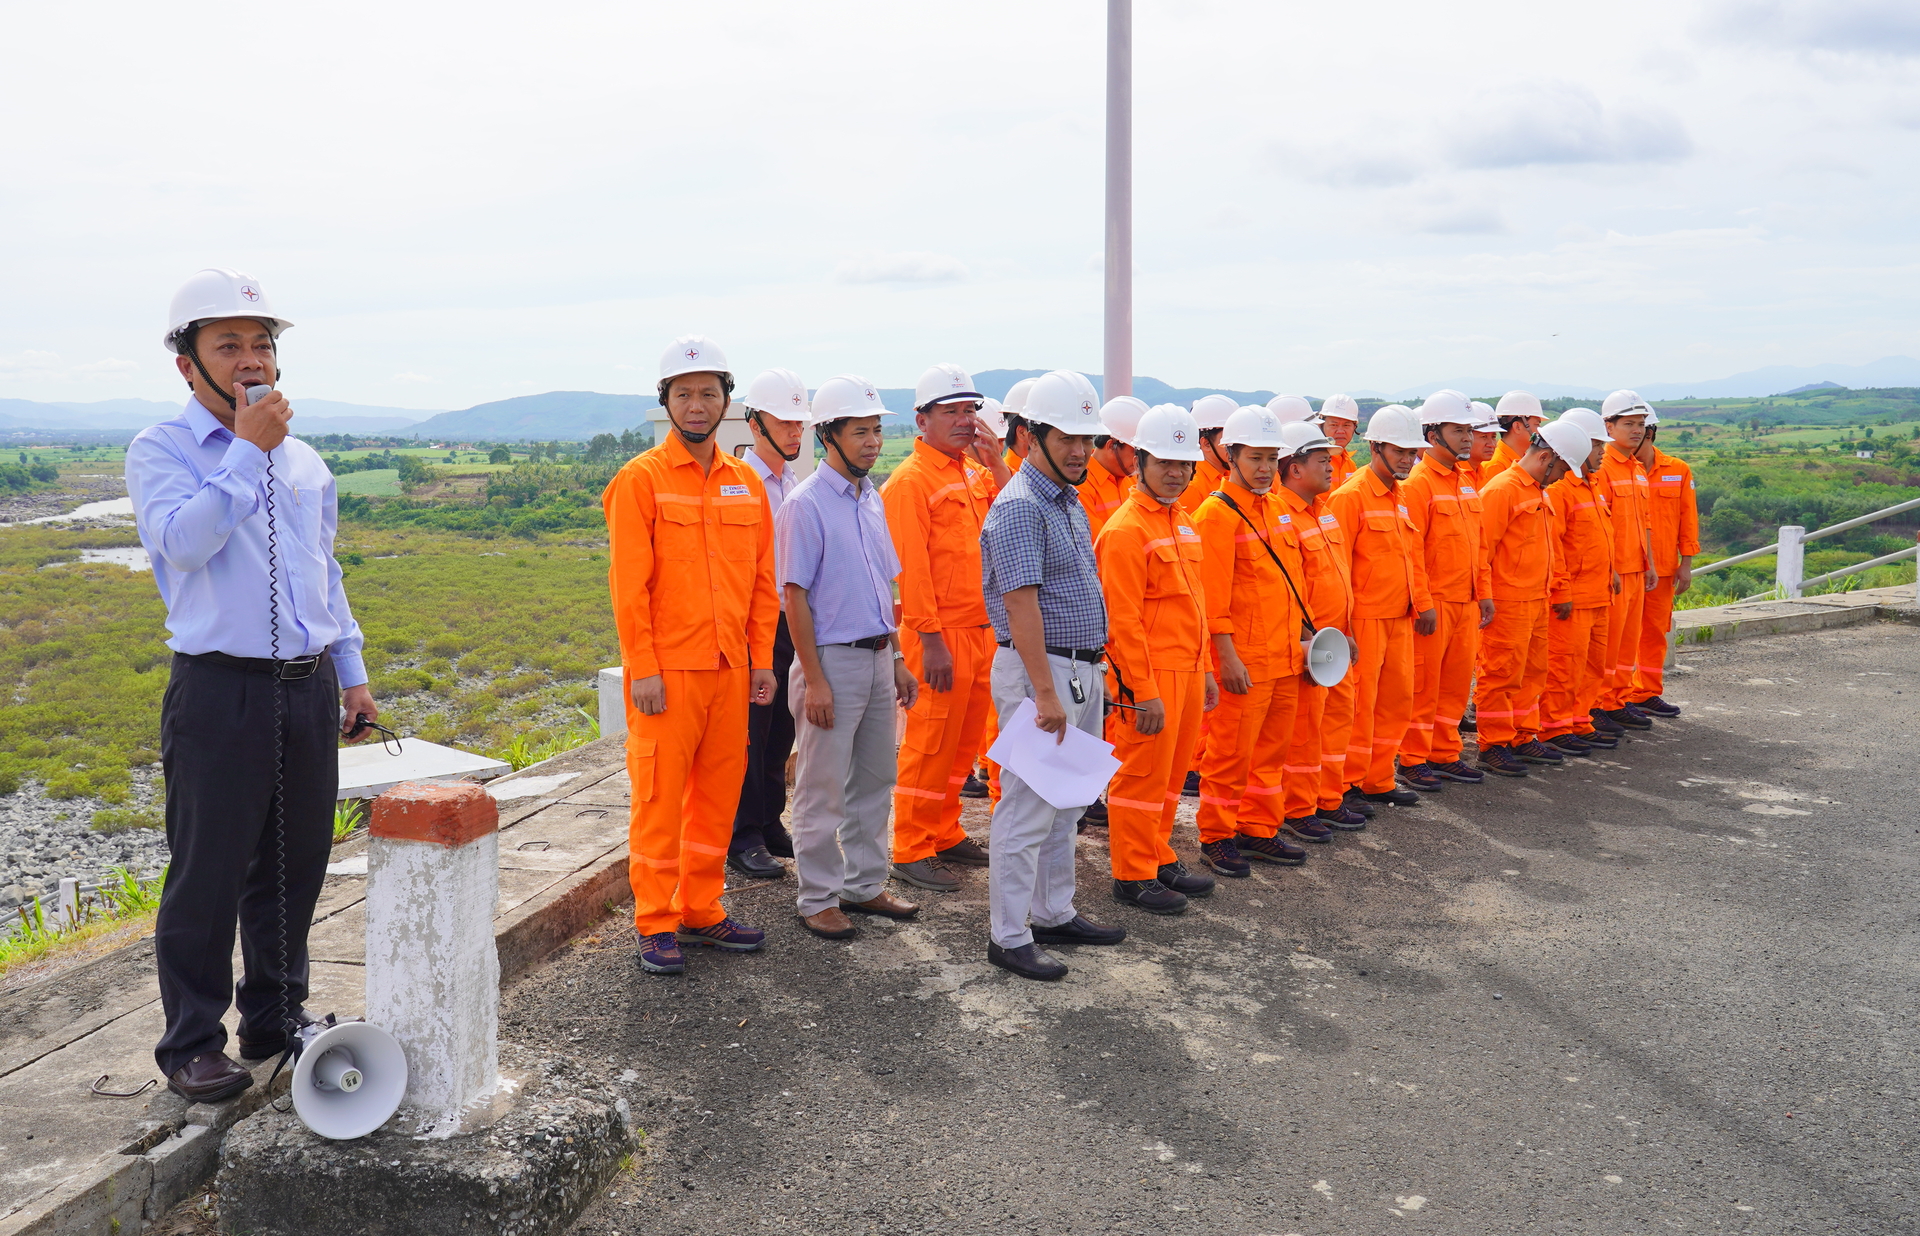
[1631,575,1676,703]
[1197,673,1301,842]
[1476,600,1548,748]
[1343,617,1414,795]
[1317,673,1358,811]
[1107,669,1205,880]
[1403,599,1478,767]
[1283,680,1327,821]
[1598,577,1646,711]
[1541,605,1609,738]
[892,626,994,863]
[625,666,749,936]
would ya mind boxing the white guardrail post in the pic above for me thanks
[1775,525,1805,598]
[597,666,627,740]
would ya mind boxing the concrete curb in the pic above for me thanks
[1672,585,1917,650]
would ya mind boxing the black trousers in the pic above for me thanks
[731,613,796,854]
[154,653,337,1075]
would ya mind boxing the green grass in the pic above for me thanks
[335,469,402,496]
[333,799,367,842]
[0,865,166,977]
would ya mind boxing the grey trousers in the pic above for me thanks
[789,644,899,918]
[986,647,1105,949]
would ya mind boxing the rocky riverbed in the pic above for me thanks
[0,472,130,524]
[0,770,170,918]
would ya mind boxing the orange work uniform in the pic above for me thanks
[1178,457,1229,514]
[1542,470,1615,739]
[1277,483,1356,821]
[1327,466,1430,795]
[1095,488,1210,880]
[1326,445,1359,492]
[1191,480,1306,842]
[883,438,1001,864]
[1474,466,1552,748]
[1595,446,1651,711]
[1400,454,1493,769]
[604,434,778,936]
[1080,456,1135,539]
[1633,448,1699,705]
[1480,437,1523,484]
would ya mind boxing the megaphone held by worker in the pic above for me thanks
[1307,627,1351,689]
[289,1017,409,1140]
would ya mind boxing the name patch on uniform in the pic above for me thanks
[1461,486,1477,496]
[1278,513,1292,523]
[1661,474,1680,482]
[1176,526,1194,536]
[719,485,750,497]
[1319,514,1337,524]
[1396,504,1409,516]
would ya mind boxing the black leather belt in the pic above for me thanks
[831,635,890,651]
[997,640,1104,664]
[179,650,329,681]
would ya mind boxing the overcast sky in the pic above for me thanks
[2,0,1917,409]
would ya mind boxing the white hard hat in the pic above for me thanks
[809,374,893,427]
[1266,394,1318,424]
[739,368,810,421]
[1601,389,1652,419]
[1022,371,1104,434]
[1469,401,1500,433]
[1559,408,1609,442]
[1099,395,1150,446]
[1538,419,1593,478]
[1417,389,1477,427]
[1223,404,1287,448]
[164,268,293,353]
[1001,377,1038,417]
[1133,405,1205,461]
[1645,407,1661,427]
[1365,404,1428,450]
[660,335,731,384]
[1319,393,1362,423]
[914,363,983,411]
[1495,390,1544,420]
[1278,420,1336,457]
[1189,393,1238,431]
[976,396,1007,439]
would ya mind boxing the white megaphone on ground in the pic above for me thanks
[1307,626,1351,688]
[288,1015,409,1140]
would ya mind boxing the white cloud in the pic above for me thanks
[392,372,435,383]
[1444,82,1693,169]
[0,351,139,384]
[1709,0,1920,56]
[831,252,970,285]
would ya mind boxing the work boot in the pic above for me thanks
[1200,838,1251,878]
[637,931,686,974]
[1636,695,1682,718]
[1514,739,1564,765]
[1601,707,1653,731]
[1340,790,1377,818]
[937,837,990,867]
[676,917,765,951]
[892,858,961,891]
[1181,770,1202,798]
[1157,860,1215,898]
[1360,787,1421,807]
[1283,816,1335,843]
[1239,833,1309,864]
[1478,746,1529,778]
[1576,729,1619,749]
[1547,734,1595,758]
[1427,759,1485,784]
[958,771,989,799]
[1397,762,1445,792]
[1588,709,1628,736]
[1113,878,1189,915]
[1316,805,1369,831]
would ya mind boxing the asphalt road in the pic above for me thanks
[502,620,1920,1235]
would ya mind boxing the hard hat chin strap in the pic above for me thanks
[750,410,801,462]
[180,327,239,411]
[1033,425,1079,488]
[667,407,712,445]
[821,423,871,480]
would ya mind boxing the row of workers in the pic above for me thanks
[605,337,1699,980]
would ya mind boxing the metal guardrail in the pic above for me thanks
[1688,494,1920,603]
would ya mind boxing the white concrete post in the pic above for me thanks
[56,877,79,930]
[598,667,627,740]
[365,781,500,1122]
[1776,525,1805,598]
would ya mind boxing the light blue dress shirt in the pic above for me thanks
[743,447,801,523]
[774,463,899,645]
[125,398,368,688]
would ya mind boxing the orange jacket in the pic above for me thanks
[1546,471,1614,607]
[1481,437,1523,483]
[881,438,996,633]
[1081,455,1135,538]
[1644,447,1700,574]
[1002,447,1024,476]
[1191,480,1306,681]
[1402,455,1493,603]
[1177,457,1229,514]
[1479,465,1553,602]
[1094,487,1209,702]
[1327,446,1359,491]
[1459,461,1490,577]
[1327,466,1432,620]
[604,433,779,679]
[1277,482,1354,633]
[1596,446,1650,573]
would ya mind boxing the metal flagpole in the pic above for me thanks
[1104,0,1132,400]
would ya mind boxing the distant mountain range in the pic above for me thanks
[5,355,1918,441]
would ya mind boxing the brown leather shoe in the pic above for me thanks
[840,891,920,920]
[167,1052,255,1104]
[801,907,857,940]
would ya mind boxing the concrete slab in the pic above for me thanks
[1673,582,1914,648]
[336,739,509,800]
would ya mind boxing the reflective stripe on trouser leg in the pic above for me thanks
[986,649,1102,949]
[892,626,993,863]
[1229,672,1301,838]
[627,667,749,936]
[789,646,899,918]
[1284,680,1328,821]
[1317,673,1358,811]
[1542,604,1610,738]
[1598,577,1645,710]
[1347,616,1413,794]
[1404,598,1475,765]
[1108,668,1204,880]
[1196,676,1278,843]
[1632,574,1676,703]
[1474,600,1546,747]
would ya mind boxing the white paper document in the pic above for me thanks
[983,698,1122,810]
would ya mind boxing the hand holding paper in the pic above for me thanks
[983,698,1121,810]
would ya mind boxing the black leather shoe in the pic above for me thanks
[1113,878,1188,915]
[988,941,1068,981]
[1031,914,1127,945]
[1157,860,1215,897]
[167,1053,255,1104]
[237,1008,313,1062]
[727,846,786,880]
[957,771,989,799]
[763,831,795,859]
[1360,787,1421,807]
[1080,798,1109,826]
